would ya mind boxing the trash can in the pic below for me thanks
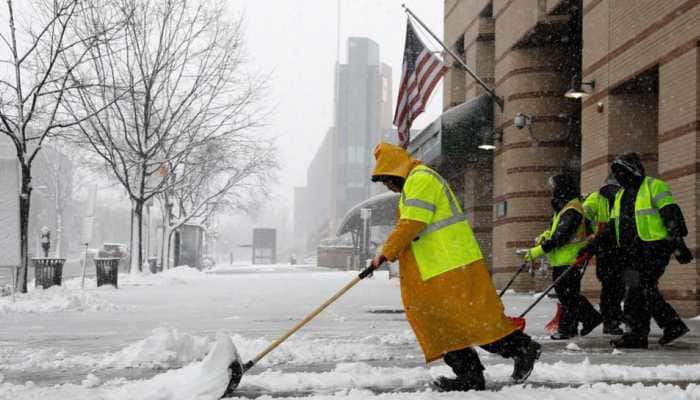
[94,258,120,288]
[31,258,65,289]
[147,257,158,274]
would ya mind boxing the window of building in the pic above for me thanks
[495,201,507,218]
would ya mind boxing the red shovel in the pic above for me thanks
[509,253,593,331]
[544,303,562,334]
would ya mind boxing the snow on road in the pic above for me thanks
[0,264,699,399]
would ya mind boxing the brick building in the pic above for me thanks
[436,0,699,316]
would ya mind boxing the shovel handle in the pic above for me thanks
[499,262,529,297]
[246,263,379,368]
[517,257,590,318]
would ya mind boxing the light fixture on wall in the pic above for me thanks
[564,75,596,99]
[478,129,496,151]
[478,128,502,151]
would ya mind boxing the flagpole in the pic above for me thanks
[401,4,504,111]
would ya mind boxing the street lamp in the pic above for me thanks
[565,75,596,99]
[478,127,498,151]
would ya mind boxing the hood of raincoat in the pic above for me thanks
[371,142,421,181]
[611,152,645,189]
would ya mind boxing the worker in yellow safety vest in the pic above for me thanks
[582,174,625,335]
[369,143,541,392]
[525,174,603,340]
[579,152,693,348]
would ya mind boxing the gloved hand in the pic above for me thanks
[672,238,693,264]
[524,245,545,262]
[573,251,593,268]
[371,255,387,269]
[534,232,548,246]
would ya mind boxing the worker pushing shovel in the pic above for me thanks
[219,143,541,397]
[365,143,541,391]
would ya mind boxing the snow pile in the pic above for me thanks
[0,332,236,400]
[230,331,417,368]
[100,327,212,369]
[0,327,213,371]
[1,381,698,400]
[0,285,118,313]
[565,342,582,352]
[239,361,700,394]
[63,266,212,289]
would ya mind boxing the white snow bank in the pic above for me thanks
[62,265,211,289]
[1,372,699,400]
[240,361,700,394]
[0,328,417,373]
[0,285,119,313]
[102,326,212,369]
[0,327,212,371]
[230,330,418,368]
[0,332,236,400]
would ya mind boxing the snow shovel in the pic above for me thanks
[544,302,562,334]
[221,262,381,398]
[514,253,592,323]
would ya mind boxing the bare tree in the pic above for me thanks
[163,136,277,269]
[32,141,89,258]
[0,0,118,291]
[62,0,271,271]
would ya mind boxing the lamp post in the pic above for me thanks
[360,208,372,269]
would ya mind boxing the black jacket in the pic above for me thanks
[592,153,688,256]
[541,209,583,253]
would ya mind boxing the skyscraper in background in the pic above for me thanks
[294,37,392,257]
[333,37,392,227]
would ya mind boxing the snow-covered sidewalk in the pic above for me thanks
[1,264,698,399]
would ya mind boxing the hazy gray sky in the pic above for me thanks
[234,1,444,204]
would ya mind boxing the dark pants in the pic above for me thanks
[552,265,601,335]
[620,245,685,337]
[443,330,532,377]
[596,251,625,325]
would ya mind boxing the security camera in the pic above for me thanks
[514,112,530,130]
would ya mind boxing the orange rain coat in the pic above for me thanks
[373,143,515,362]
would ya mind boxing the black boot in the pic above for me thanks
[432,373,485,392]
[610,334,648,349]
[511,341,541,383]
[659,322,689,346]
[550,331,576,340]
[580,313,603,337]
[603,322,624,335]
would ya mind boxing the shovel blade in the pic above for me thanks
[221,359,244,398]
[544,302,562,334]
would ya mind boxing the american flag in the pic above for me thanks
[394,19,448,148]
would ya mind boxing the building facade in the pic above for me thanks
[443,0,699,316]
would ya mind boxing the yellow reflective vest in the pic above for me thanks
[582,191,611,234]
[541,199,587,267]
[398,165,483,280]
[610,176,674,244]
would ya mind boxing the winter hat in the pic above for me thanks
[548,173,580,203]
[611,152,645,177]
